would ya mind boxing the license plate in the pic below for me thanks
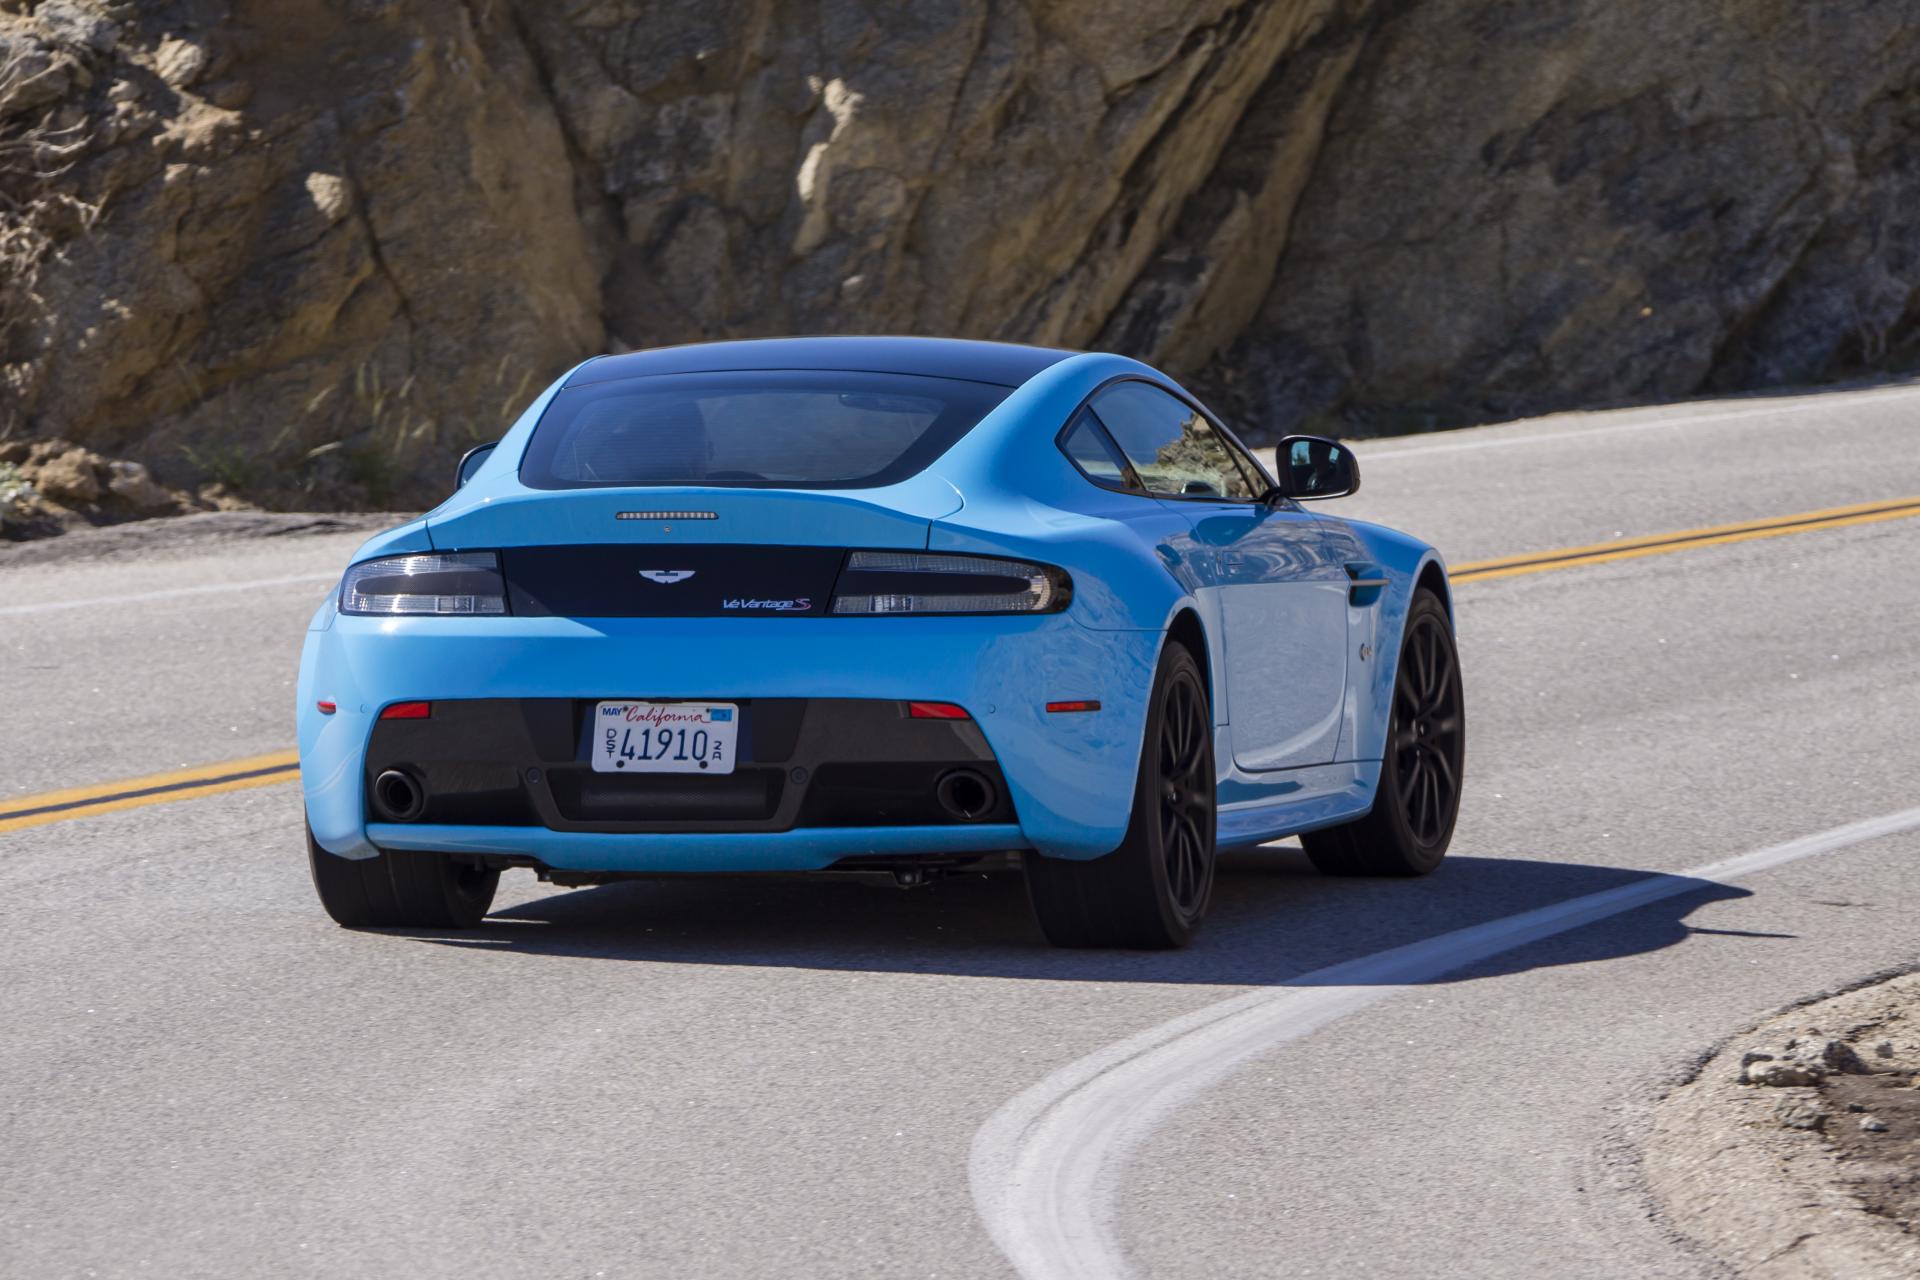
[591,701,738,774]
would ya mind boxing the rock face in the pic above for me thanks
[1199,0,1920,435]
[3,0,1918,507]
[1,0,604,508]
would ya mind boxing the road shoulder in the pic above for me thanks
[0,511,397,569]
[1646,969,1920,1277]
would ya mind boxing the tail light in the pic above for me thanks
[341,553,507,616]
[829,552,1070,616]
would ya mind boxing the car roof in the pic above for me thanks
[564,336,1079,390]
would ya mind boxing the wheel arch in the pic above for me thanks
[1415,557,1454,623]
[1165,606,1216,718]
[1379,555,1454,718]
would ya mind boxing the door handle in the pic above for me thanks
[1344,561,1388,603]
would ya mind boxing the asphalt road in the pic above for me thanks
[3,384,1919,1279]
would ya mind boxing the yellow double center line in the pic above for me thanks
[4,494,1918,835]
[1450,495,1920,583]
[0,751,300,835]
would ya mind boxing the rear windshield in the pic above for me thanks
[519,369,1014,489]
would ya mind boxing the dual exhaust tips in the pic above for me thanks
[372,766,998,824]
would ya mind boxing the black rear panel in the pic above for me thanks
[364,698,1015,834]
[502,545,843,617]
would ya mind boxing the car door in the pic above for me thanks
[1085,381,1350,771]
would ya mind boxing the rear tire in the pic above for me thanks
[1024,640,1216,949]
[1301,588,1463,876]
[306,822,498,929]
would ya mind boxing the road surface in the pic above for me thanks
[3,384,1918,1278]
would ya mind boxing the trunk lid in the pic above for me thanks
[426,473,961,550]
[424,474,963,619]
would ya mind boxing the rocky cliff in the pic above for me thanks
[3,0,1917,513]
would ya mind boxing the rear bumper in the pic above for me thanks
[367,822,1029,873]
[357,695,1017,831]
[297,612,1158,864]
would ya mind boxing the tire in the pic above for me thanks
[306,822,499,929]
[1301,588,1463,876]
[1024,639,1216,948]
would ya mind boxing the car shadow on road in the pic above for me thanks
[402,845,1774,987]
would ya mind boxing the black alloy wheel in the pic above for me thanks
[1302,588,1464,876]
[1391,605,1465,850]
[1025,639,1217,948]
[1158,665,1213,918]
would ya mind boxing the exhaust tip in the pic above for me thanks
[372,769,427,822]
[935,769,997,822]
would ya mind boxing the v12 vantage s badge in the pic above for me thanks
[722,597,811,611]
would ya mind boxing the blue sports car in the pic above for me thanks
[297,337,1463,948]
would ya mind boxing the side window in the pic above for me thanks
[1222,433,1274,495]
[1089,381,1258,501]
[1059,410,1136,489]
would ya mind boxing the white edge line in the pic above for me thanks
[0,572,339,618]
[969,805,1920,1280]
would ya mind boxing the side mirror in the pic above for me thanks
[1272,434,1359,501]
[455,441,499,490]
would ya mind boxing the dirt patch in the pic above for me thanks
[1826,1069,1920,1232]
[1647,970,1920,1278]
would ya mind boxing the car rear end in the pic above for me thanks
[297,345,1165,881]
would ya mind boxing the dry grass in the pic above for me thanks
[295,355,536,506]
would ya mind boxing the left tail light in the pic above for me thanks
[340,552,507,616]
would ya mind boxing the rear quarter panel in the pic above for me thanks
[1316,514,1450,763]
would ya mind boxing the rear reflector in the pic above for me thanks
[907,701,970,720]
[380,701,432,720]
[316,700,337,715]
[1045,700,1102,714]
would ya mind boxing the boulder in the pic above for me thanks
[28,446,102,502]
[1787,1037,1871,1076]
[1774,1098,1827,1131]
[1744,1059,1826,1088]
[104,459,171,510]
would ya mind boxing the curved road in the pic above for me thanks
[3,384,1919,1278]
